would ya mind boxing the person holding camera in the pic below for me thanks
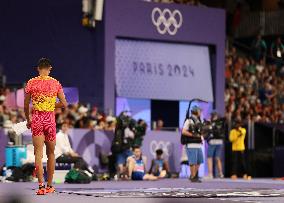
[229,119,250,180]
[111,112,148,179]
[207,111,225,179]
[111,112,136,179]
[132,119,147,147]
[181,105,204,183]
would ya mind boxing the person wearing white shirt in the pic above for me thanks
[55,122,94,174]
[181,105,204,183]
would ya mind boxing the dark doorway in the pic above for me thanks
[151,100,179,130]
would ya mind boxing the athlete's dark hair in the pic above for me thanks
[132,145,140,151]
[156,149,163,156]
[37,58,52,69]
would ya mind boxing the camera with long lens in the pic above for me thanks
[111,112,147,153]
[133,119,147,147]
[205,117,226,140]
[111,112,135,153]
[186,118,225,139]
[116,111,136,130]
[187,122,203,137]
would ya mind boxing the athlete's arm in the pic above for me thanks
[143,156,147,172]
[24,93,31,128]
[148,159,154,174]
[127,157,135,177]
[56,91,68,108]
[164,160,170,173]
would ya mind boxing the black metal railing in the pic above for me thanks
[235,10,284,37]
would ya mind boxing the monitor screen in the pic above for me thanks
[115,38,214,101]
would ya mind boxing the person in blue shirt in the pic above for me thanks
[127,146,158,181]
[149,149,170,178]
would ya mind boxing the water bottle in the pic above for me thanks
[2,166,7,177]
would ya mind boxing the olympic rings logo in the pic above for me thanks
[151,7,183,35]
[150,140,171,157]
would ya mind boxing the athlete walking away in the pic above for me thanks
[24,58,68,195]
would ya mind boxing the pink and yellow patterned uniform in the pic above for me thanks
[25,76,63,141]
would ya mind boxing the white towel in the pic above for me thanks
[12,121,29,135]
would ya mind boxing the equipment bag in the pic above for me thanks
[65,168,92,184]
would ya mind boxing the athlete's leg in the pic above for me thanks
[143,174,158,181]
[158,170,167,178]
[40,111,57,187]
[32,135,45,184]
[127,159,135,178]
[45,140,56,186]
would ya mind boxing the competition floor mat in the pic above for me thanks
[58,187,284,198]
[1,179,284,203]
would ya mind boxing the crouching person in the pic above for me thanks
[127,146,157,181]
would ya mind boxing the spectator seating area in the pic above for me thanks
[225,39,284,124]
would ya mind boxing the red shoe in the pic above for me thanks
[45,186,55,194]
[36,187,46,195]
[36,183,46,195]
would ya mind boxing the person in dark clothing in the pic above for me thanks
[207,111,225,179]
[270,37,284,67]
[111,112,135,177]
